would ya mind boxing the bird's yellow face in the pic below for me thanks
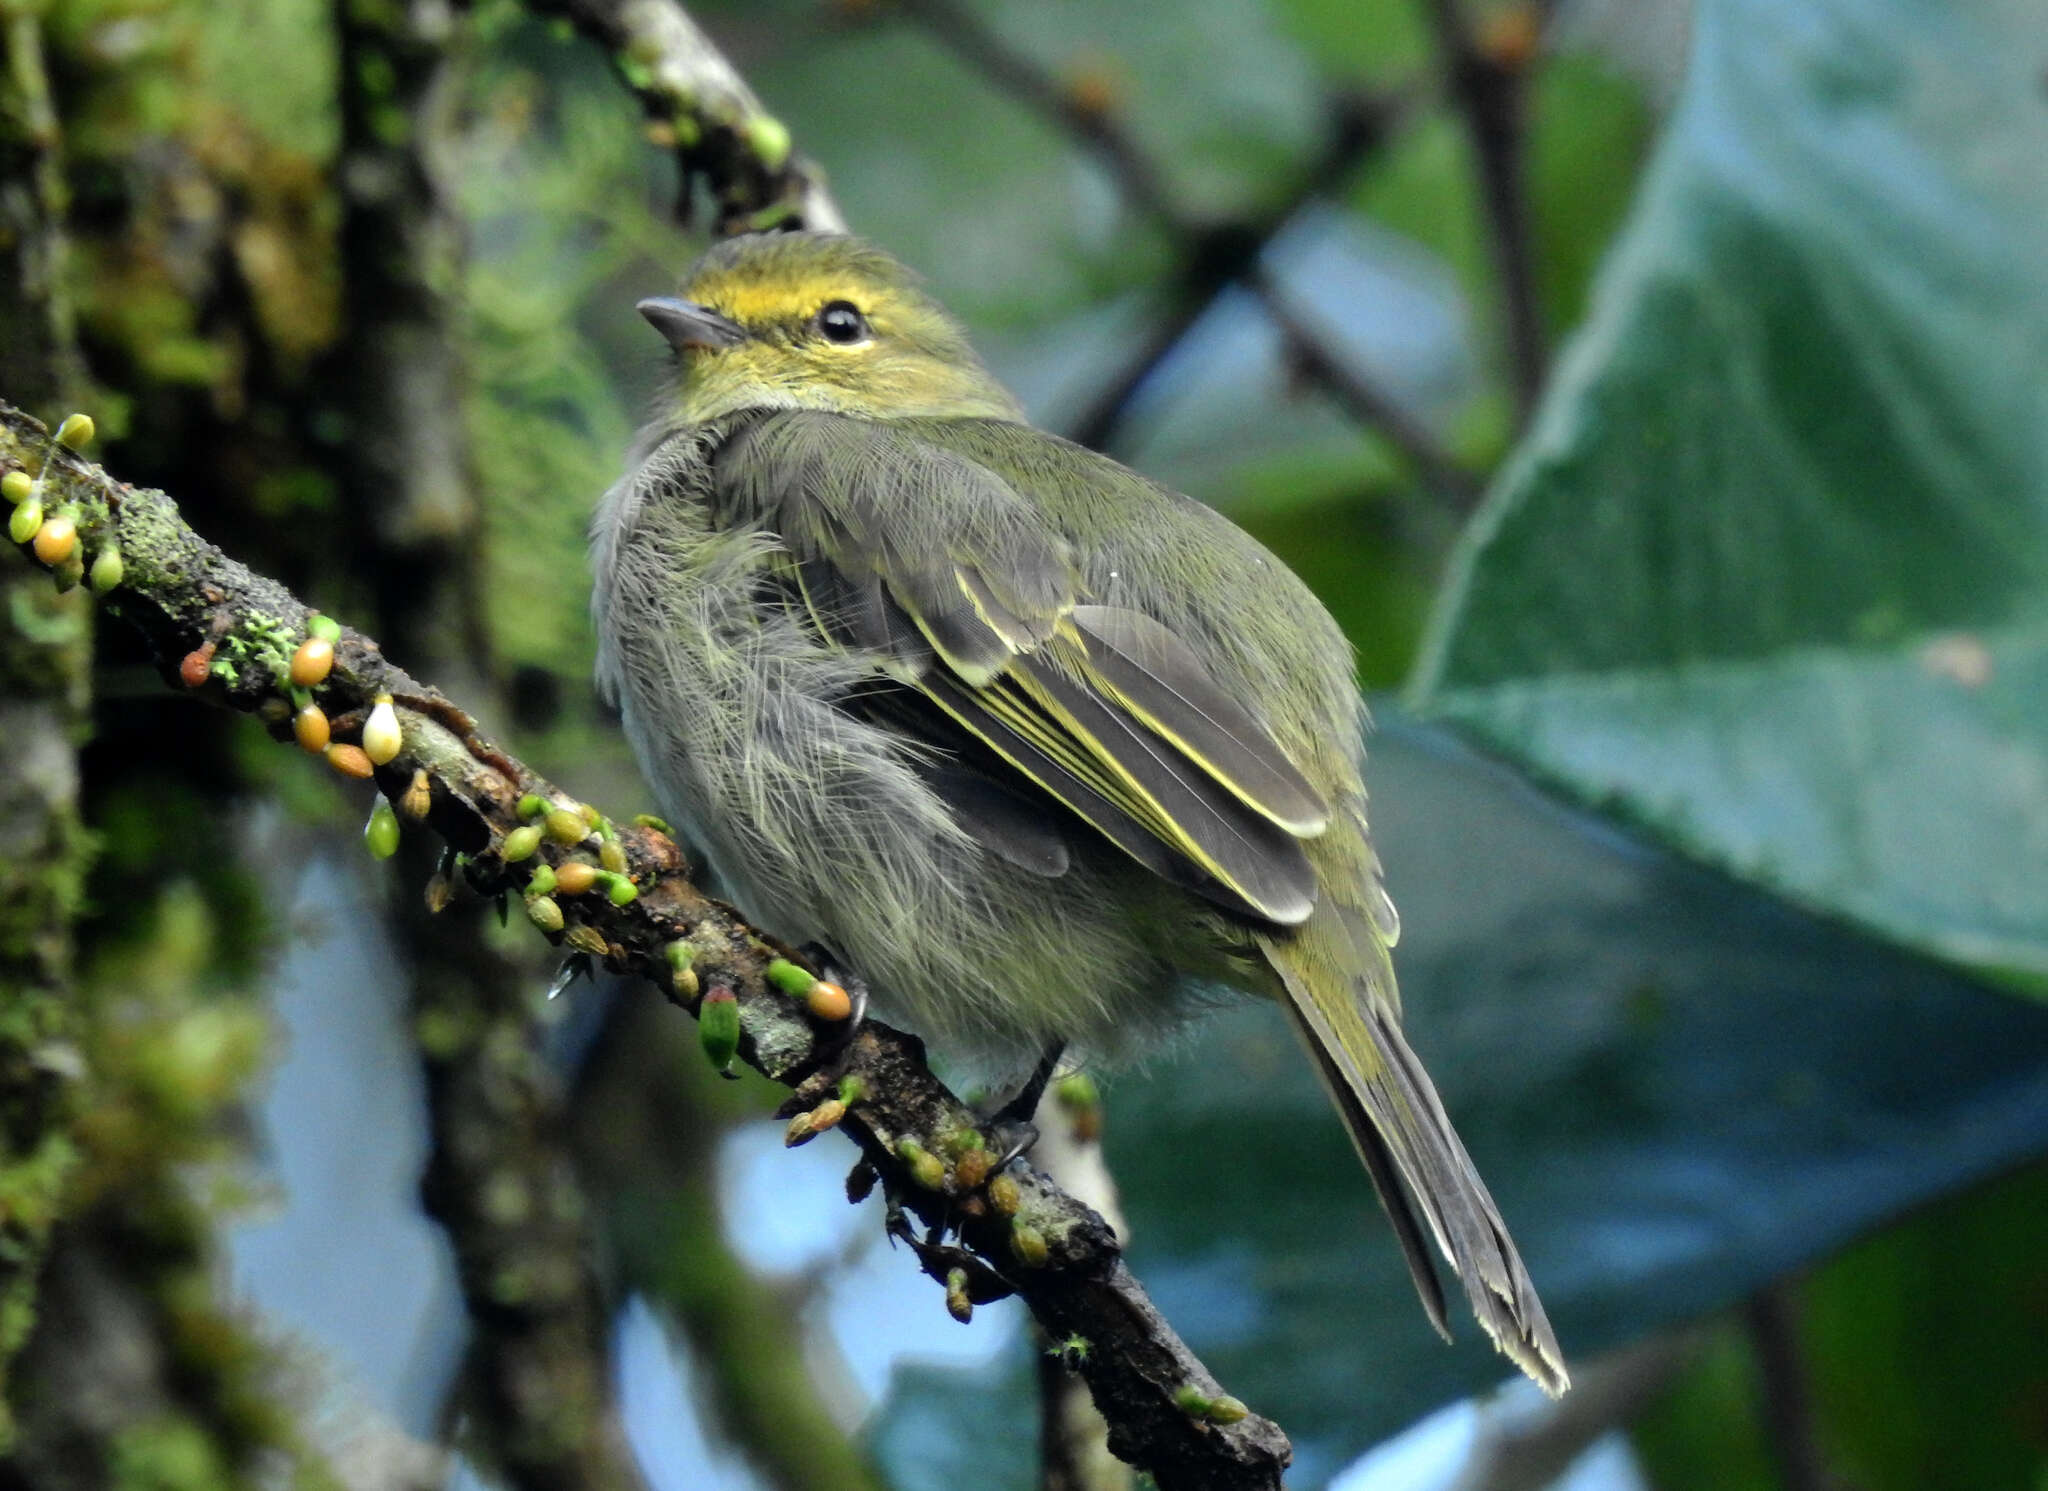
[645,233,1023,428]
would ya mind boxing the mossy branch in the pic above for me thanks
[0,399,1291,1490]
[522,0,846,236]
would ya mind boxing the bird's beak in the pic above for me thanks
[637,296,748,351]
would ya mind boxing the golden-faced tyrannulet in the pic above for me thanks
[593,232,1565,1393]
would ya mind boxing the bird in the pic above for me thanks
[591,230,1566,1394]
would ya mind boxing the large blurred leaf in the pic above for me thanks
[870,717,2048,1489]
[1411,0,2048,986]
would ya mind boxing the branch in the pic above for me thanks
[523,0,847,235]
[891,0,1473,493]
[0,7,92,1437]
[1421,0,1547,419]
[1744,1286,1833,1491]
[0,400,1291,1490]
[891,0,1184,232]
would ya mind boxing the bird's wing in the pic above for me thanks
[712,410,1330,924]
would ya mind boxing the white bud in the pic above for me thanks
[363,694,403,765]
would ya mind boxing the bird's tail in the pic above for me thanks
[1260,918,1569,1396]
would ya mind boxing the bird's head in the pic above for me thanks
[640,232,1024,428]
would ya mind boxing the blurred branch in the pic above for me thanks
[1445,1333,1694,1491]
[1744,1286,1835,1491]
[1421,0,1547,419]
[1032,1077,1133,1491]
[891,0,1182,230]
[0,8,90,411]
[890,0,1476,499]
[0,8,91,1441]
[520,0,847,234]
[572,995,889,1491]
[0,402,1293,1491]
[334,0,494,676]
[332,4,641,1485]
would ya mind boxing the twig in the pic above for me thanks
[0,400,1292,1491]
[893,0,1473,491]
[1420,0,1547,418]
[521,0,846,234]
[891,0,1184,232]
[1252,268,1483,509]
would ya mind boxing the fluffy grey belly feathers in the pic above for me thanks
[591,429,1193,1069]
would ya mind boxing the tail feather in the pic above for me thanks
[1264,928,1569,1396]
[1280,996,1451,1342]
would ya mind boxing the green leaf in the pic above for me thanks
[1412,0,2048,987]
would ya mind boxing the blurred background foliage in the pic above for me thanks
[1,0,2045,1488]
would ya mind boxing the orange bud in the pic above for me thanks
[179,644,215,688]
[290,636,335,687]
[294,704,331,753]
[807,980,852,1022]
[31,514,76,565]
[325,742,374,779]
[554,860,599,895]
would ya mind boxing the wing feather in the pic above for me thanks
[714,411,1325,924]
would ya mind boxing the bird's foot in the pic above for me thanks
[977,1039,1066,1171]
[884,1201,1015,1322]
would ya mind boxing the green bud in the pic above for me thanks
[665,939,696,972]
[364,800,400,860]
[836,1074,865,1106]
[633,813,674,833]
[544,807,588,845]
[525,864,557,897]
[598,837,628,875]
[765,958,816,998]
[699,987,740,1072]
[306,612,342,642]
[945,1268,972,1324]
[56,412,95,449]
[1205,1395,1249,1425]
[1009,1222,1049,1268]
[2,471,33,505]
[896,1138,946,1191]
[1173,1386,1207,1416]
[10,499,43,545]
[501,824,543,862]
[90,547,124,593]
[952,1147,993,1190]
[941,1127,986,1158]
[987,1172,1021,1216]
[526,895,564,933]
[518,793,547,819]
[747,113,792,170]
[52,552,83,592]
[604,873,638,906]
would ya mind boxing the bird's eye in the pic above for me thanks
[815,301,870,345]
